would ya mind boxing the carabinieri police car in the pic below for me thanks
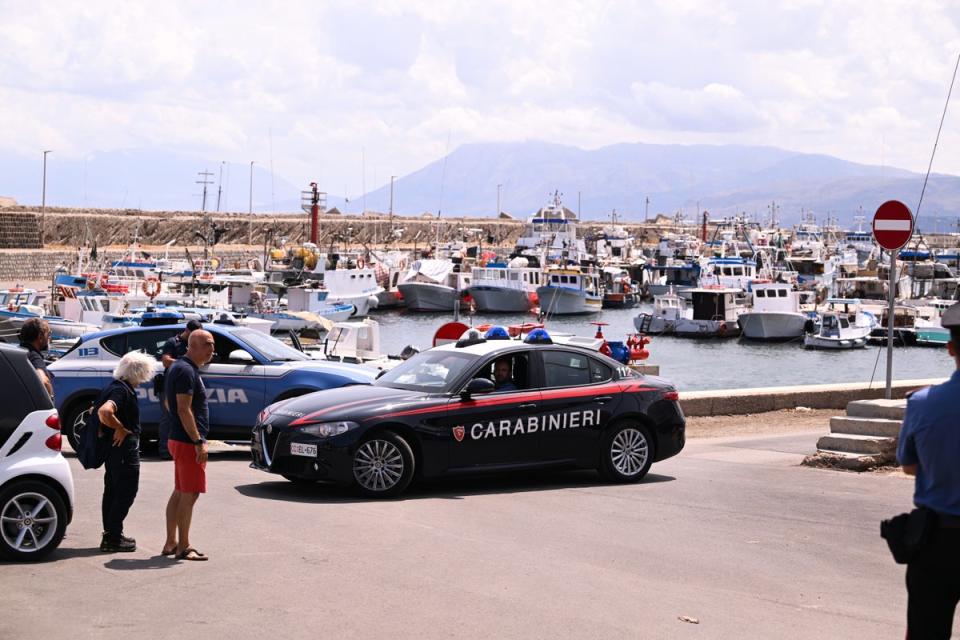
[49,323,377,449]
[250,327,685,497]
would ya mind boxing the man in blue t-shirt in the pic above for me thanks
[897,301,960,639]
[161,329,214,561]
[157,319,203,459]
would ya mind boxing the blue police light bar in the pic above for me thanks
[523,328,553,344]
[484,326,510,340]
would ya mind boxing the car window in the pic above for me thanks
[212,332,247,364]
[376,350,477,393]
[543,350,591,388]
[589,358,612,383]
[126,329,179,359]
[476,352,530,393]
[230,328,308,362]
[0,349,48,448]
[100,334,127,357]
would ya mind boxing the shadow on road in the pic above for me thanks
[103,555,181,571]
[234,470,675,504]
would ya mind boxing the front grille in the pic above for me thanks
[252,425,280,468]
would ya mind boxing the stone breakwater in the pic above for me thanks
[0,206,686,250]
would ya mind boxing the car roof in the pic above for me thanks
[431,337,595,358]
[81,322,238,343]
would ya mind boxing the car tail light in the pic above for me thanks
[45,413,61,430]
[662,391,680,402]
[45,433,62,451]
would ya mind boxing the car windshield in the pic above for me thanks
[375,349,478,392]
[231,328,309,362]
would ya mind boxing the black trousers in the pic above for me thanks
[101,435,140,538]
[906,527,960,639]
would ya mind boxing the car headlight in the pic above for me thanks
[299,421,359,437]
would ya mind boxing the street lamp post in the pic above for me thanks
[497,184,502,216]
[248,161,255,245]
[41,150,51,246]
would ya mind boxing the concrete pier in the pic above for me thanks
[678,378,944,417]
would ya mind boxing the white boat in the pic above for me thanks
[737,283,810,340]
[466,258,542,313]
[513,191,592,265]
[397,259,471,312]
[803,311,871,349]
[310,267,383,317]
[673,288,748,338]
[633,290,688,334]
[536,267,602,316]
[700,257,757,291]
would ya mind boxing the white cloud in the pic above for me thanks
[2,0,960,195]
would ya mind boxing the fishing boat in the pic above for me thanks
[804,311,871,349]
[633,289,688,334]
[397,258,471,312]
[600,267,640,309]
[536,266,602,315]
[737,282,810,341]
[673,287,748,338]
[466,258,542,313]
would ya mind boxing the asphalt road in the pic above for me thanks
[1,429,929,639]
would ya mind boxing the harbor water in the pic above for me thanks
[369,304,952,391]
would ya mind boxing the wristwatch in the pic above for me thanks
[193,438,205,446]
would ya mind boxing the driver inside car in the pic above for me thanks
[492,358,517,392]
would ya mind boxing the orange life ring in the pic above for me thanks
[142,277,161,298]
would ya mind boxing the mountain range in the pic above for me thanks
[2,142,959,231]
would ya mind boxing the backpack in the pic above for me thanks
[75,383,129,470]
[76,404,109,470]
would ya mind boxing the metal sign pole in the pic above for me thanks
[885,249,897,399]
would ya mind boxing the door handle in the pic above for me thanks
[518,403,537,410]
[593,396,612,404]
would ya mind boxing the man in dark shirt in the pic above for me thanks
[897,302,960,639]
[18,318,53,398]
[162,329,214,561]
[157,320,203,459]
[493,357,517,392]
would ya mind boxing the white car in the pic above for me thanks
[0,344,75,561]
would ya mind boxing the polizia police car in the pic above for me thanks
[49,323,377,449]
[251,327,685,497]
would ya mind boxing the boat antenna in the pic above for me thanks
[436,131,451,239]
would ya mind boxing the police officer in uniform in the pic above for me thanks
[897,301,960,639]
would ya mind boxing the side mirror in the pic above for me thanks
[228,349,255,363]
[461,377,495,400]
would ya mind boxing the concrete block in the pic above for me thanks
[816,433,897,456]
[803,450,891,472]
[829,416,902,438]
[846,399,907,421]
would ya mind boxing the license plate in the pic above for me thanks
[290,442,317,458]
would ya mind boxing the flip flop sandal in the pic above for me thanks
[176,548,208,561]
[161,545,177,556]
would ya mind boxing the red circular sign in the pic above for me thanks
[872,200,914,251]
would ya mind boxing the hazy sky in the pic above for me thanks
[3,0,960,198]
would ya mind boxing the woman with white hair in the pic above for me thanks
[95,350,155,553]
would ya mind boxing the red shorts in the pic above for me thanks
[168,440,207,493]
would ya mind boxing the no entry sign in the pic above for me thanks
[872,200,914,251]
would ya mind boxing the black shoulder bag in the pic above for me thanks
[880,507,938,564]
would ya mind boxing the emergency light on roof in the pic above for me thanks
[484,326,510,340]
[523,328,553,345]
[455,328,486,348]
